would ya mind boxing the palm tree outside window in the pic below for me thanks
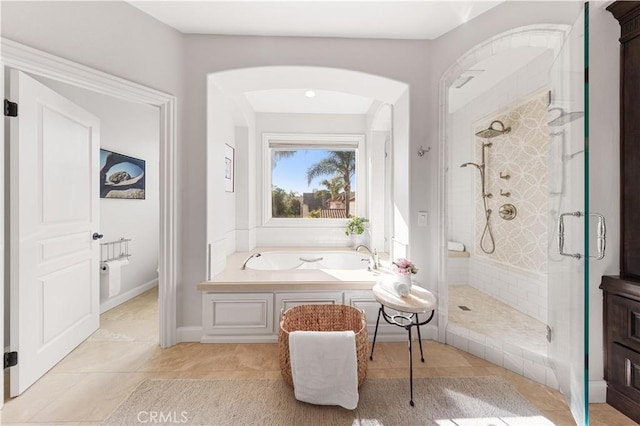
[266,134,362,221]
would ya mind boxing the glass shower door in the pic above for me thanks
[547,4,589,425]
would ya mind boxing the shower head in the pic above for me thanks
[460,162,482,170]
[475,120,511,139]
[547,107,584,127]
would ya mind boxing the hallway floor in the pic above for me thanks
[2,287,634,425]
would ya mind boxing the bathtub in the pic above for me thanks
[244,251,371,271]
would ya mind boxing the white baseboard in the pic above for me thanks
[200,334,278,344]
[177,326,203,343]
[195,325,438,344]
[589,380,607,403]
[420,325,438,340]
[100,279,158,314]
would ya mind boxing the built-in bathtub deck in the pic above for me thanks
[196,247,436,343]
[198,247,389,292]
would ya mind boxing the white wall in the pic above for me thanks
[367,103,392,252]
[0,0,184,331]
[206,82,239,277]
[0,2,183,98]
[369,131,388,251]
[34,76,161,310]
[234,125,254,252]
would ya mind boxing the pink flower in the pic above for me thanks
[392,258,418,275]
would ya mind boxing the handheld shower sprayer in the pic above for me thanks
[460,145,495,254]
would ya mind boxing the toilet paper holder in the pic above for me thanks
[100,238,132,262]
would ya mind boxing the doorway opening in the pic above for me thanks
[2,39,177,402]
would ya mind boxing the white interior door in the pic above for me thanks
[8,70,100,396]
[547,5,588,425]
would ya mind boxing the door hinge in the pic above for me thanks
[4,99,18,117]
[4,351,17,369]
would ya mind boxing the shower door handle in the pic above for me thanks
[591,213,606,260]
[558,211,583,259]
[557,211,606,260]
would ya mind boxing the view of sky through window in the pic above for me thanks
[273,149,329,194]
[271,148,357,219]
[272,149,358,194]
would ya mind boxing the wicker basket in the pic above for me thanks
[279,304,368,388]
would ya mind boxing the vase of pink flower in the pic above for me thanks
[392,258,418,288]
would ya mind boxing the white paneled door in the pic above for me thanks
[8,70,100,396]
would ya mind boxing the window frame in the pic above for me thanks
[262,133,366,227]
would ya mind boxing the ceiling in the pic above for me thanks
[129,1,503,40]
[132,1,540,115]
[210,66,408,117]
[448,46,552,112]
[244,89,374,114]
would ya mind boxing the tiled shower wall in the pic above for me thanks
[473,93,549,274]
[471,92,550,323]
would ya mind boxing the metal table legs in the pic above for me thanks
[369,305,435,406]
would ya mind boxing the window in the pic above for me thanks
[263,134,365,225]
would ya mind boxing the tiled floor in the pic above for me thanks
[1,287,635,425]
[449,284,549,356]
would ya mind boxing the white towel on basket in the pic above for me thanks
[289,330,359,409]
[376,274,410,297]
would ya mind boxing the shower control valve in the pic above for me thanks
[499,172,511,180]
[498,204,517,221]
[500,189,511,197]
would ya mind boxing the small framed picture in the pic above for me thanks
[224,144,234,193]
[99,149,146,199]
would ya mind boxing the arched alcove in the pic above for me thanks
[437,24,572,341]
[206,66,410,277]
[438,24,571,394]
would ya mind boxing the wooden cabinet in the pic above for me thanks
[603,3,640,421]
[601,276,640,423]
[608,1,640,280]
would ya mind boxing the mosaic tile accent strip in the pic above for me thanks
[473,92,549,273]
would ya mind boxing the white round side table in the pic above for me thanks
[370,282,437,406]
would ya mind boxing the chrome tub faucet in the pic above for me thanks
[241,253,261,270]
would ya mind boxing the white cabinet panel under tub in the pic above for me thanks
[199,289,412,343]
[275,292,343,316]
[202,293,274,336]
[344,291,405,338]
